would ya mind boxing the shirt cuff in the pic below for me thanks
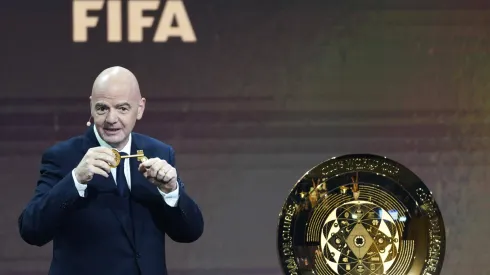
[72,169,87,197]
[158,184,180,207]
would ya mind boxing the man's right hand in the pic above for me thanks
[74,147,117,184]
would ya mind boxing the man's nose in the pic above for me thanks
[105,110,118,123]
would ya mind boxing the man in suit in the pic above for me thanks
[18,66,204,275]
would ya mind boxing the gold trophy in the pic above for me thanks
[110,149,148,168]
[277,154,446,275]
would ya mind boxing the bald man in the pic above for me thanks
[18,66,204,275]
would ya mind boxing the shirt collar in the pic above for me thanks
[93,126,132,154]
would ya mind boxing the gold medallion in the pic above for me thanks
[277,154,445,275]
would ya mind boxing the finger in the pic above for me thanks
[89,149,117,167]
[156,167,167,181]
[156,169,165,181]
[91,147,116,158]
[141,158,159,168]
[160,164,173,180]
[94,154,117,167]
[143,159,161,178]
[99,149,118,166]
[163,168,177,182]
[143,171,154,183]
[87,158,111,172]
[90,159,112,173]
[162,163,177,182]
[138,163,147,172]
[92,147,115,155]
[89,165,110,178]
[150,161,166,178]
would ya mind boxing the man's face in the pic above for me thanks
[90,84,145,149]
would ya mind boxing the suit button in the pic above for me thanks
[136,253,141,258]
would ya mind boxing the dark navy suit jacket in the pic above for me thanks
[18,126,204,275]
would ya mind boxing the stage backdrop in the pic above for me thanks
[2,0,490,274]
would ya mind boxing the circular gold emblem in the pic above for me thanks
[277,154,445,275]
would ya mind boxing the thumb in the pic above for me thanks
[138,163,147,172]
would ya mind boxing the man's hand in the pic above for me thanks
[74,147,116,184]
[138,158,178,193]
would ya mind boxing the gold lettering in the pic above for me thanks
[154,0,197,42]
[417,188,443,274]
[72,0,196,43]
[280,204,298,274]
[72,0,104,42]
[321,158,400,179]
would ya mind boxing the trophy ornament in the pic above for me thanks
[277,154,446,275]
[110,149,148,168]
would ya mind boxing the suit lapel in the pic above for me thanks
[105,193,136,251]
[129,135,167,244]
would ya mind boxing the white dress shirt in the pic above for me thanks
[71,127,180,207]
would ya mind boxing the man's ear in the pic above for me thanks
[137,97,146,120]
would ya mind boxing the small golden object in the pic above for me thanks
[351,172,360,200]
[352,183,359,192]
[110,149,148,168]
[137,150,148,163]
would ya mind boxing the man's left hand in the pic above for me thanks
[138,158,178,193]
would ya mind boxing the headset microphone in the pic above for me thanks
[86,116,92,127]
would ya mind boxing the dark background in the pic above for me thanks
[2,0,490,274]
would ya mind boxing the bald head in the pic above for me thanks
[89,66,146,150]
[91,66,141,101]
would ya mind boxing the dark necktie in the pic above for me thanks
[115,152,135,243]
[117,152,130,198]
